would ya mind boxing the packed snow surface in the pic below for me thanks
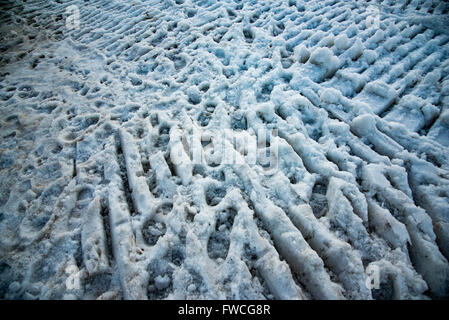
[1,0,449,300]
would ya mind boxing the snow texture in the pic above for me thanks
[1,0,449,300]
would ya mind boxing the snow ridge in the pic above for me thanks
[0,0,449,300]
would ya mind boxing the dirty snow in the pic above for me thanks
[1,0,449,300]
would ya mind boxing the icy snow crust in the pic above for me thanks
[1,0,449,300]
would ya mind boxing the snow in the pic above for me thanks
[1,0,449,300]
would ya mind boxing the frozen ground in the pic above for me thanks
[1,0,449,300]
